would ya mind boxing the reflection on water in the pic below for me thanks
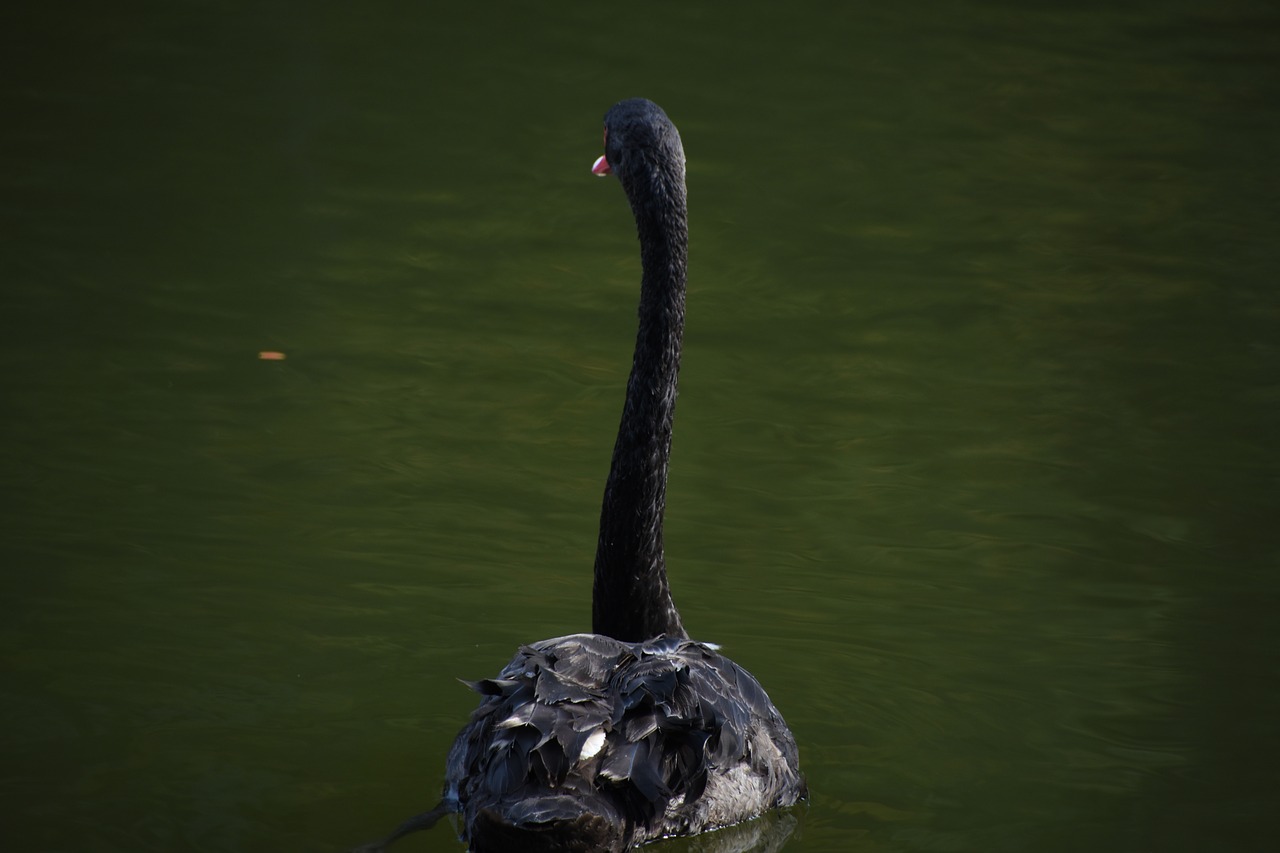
[675,811,801,853]
[2,2,1278,852]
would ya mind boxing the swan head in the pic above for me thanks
[591,98,686,196]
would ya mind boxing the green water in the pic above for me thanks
[3,2,1277,851]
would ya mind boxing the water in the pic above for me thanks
[3,2,1277,851]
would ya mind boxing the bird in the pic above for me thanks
[354,98,805,853]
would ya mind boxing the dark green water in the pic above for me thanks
[3,2,1277,851]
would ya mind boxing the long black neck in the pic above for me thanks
[592,153,689,642]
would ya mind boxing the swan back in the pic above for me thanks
[445,633,805,851]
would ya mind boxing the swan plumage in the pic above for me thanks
[354,98,804,853]
[444,634,803,850]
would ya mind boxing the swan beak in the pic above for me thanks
[592,154,612,177]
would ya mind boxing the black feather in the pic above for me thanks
[437,634,805,851]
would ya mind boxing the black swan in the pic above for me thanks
[356,98,805,853]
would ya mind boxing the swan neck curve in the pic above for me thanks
[592,151,689,643]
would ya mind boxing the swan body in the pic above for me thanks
[356,99,804,853]
[445,633,803,851]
